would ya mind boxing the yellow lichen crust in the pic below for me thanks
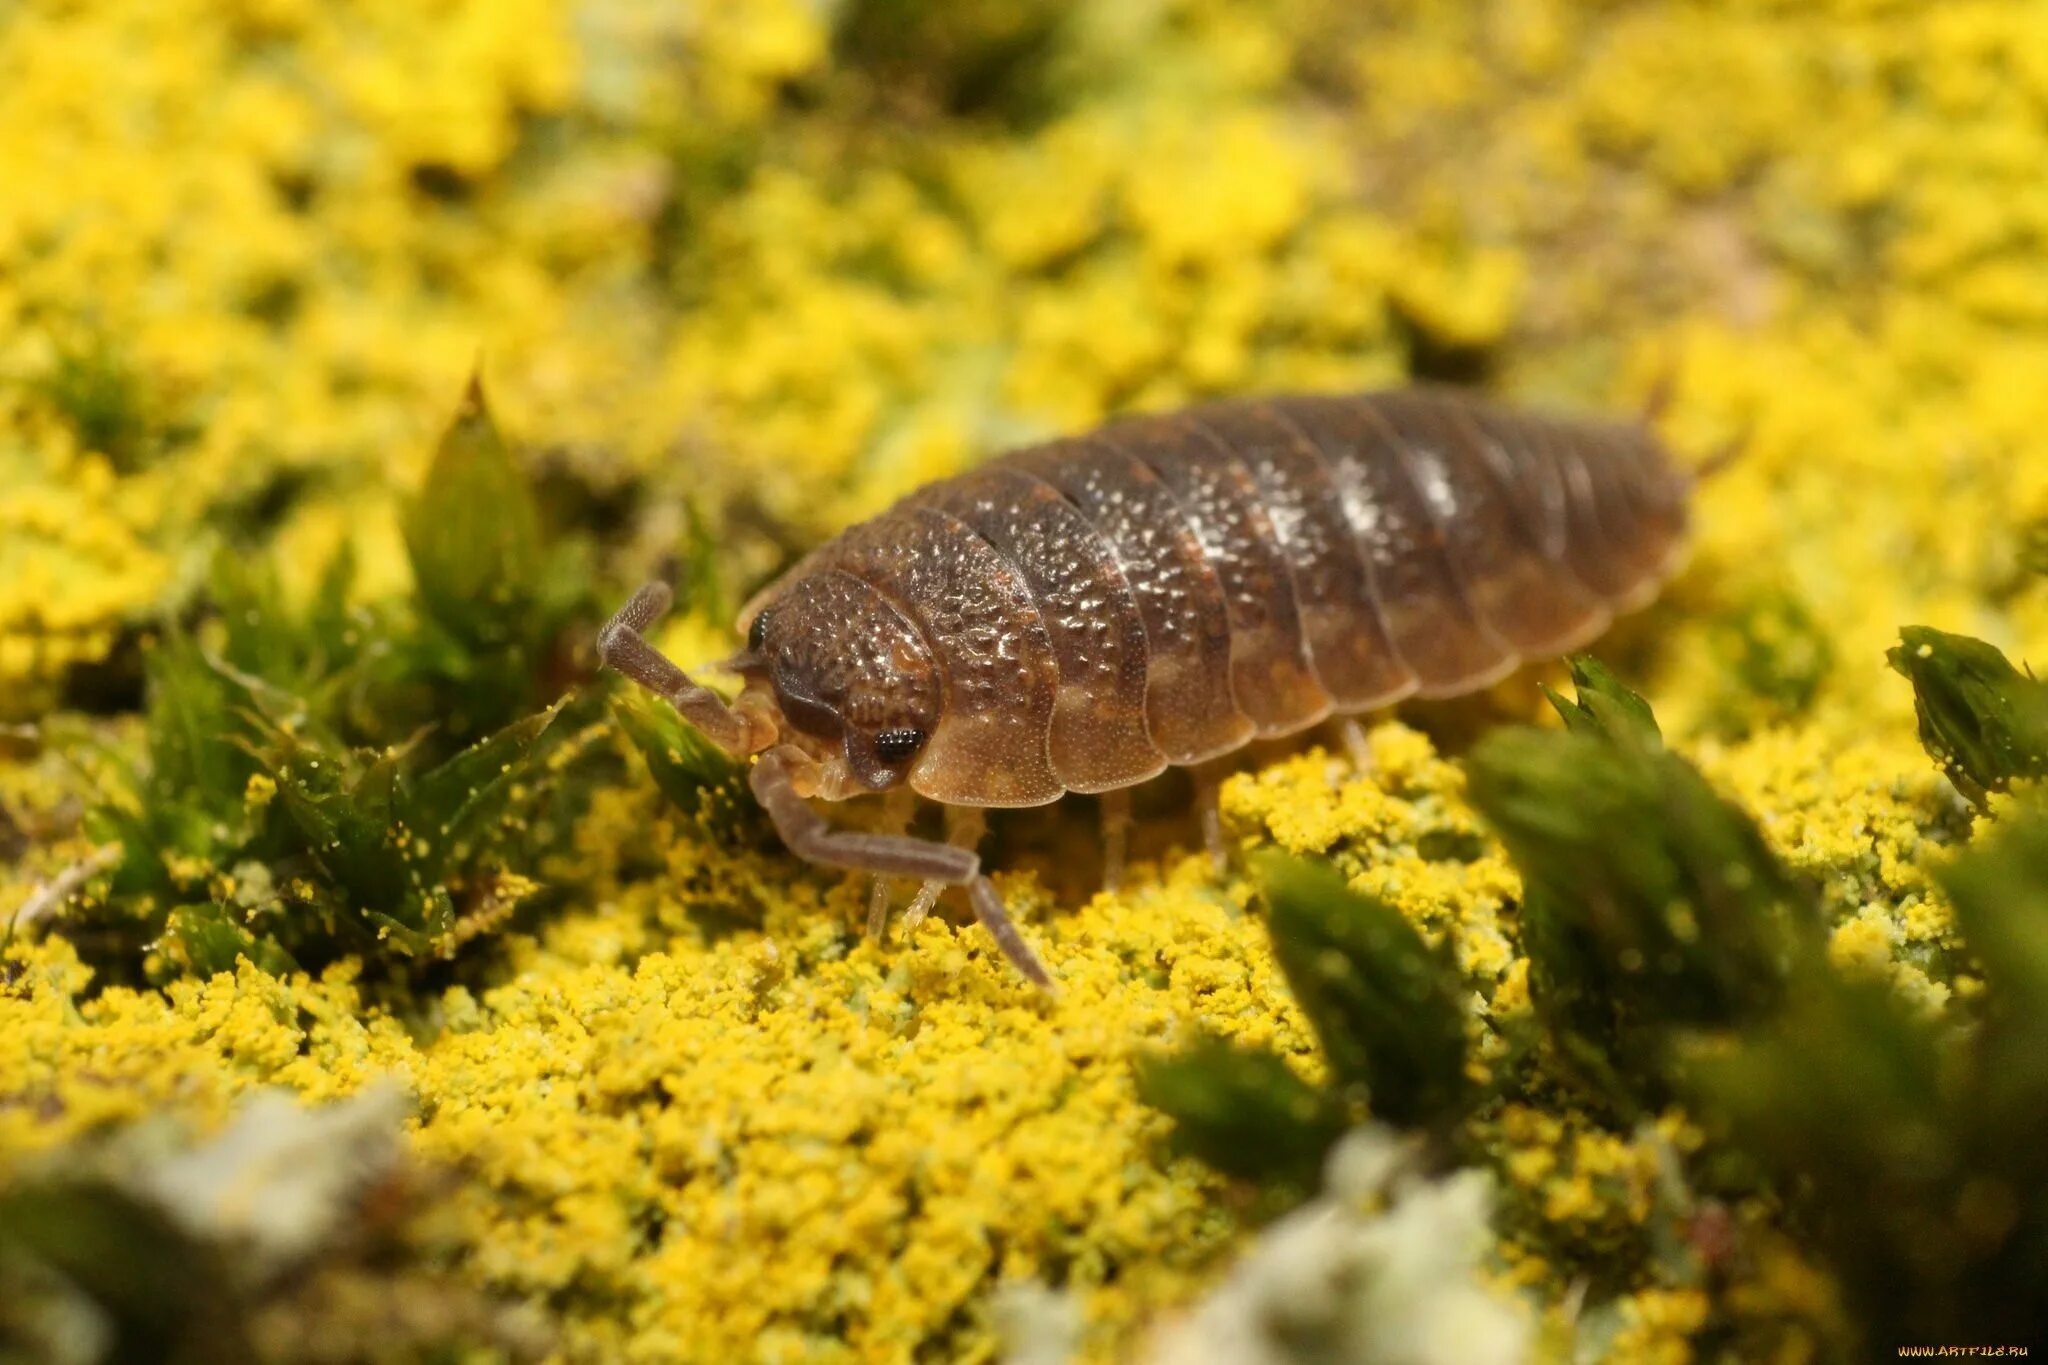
[6,0,2048,1360]
[2,858,1311,1360]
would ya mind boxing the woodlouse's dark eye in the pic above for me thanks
[873,728,925,763]
[748,611,770,653]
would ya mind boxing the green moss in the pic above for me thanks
[1259,852,1474,1134]
[403,376,547,653]
[1888,626,2048,807]
[1469,661,1821,1107]
[1541,655,1663,745]
[76,634,585,980]
[610,692,771,855]
[1684,803,2048,1353]
[1135,1035,1348,1197]
[59,383,619,984]
[1138,852,1473,1203]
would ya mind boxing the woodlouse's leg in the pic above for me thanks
[1099,788,1132,893]
[866,791,919,939]
[1338,718,1375,776]
[750,750,979,883]
[599,583,759,757]
[1190,763,1229,875]
[968,877,1053,990]
[902,884,942,931]
[750,754,1051,986]
[866,880,892,940]
[902,808,987,933]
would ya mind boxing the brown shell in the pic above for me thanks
[743,387,1691,807]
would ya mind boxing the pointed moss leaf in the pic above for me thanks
[144,635,262,819]
[612,693,764,844]
[404,703,559,872]
[1467,725,1819,1050]
[1888,627,2048,807]
[95,638,277,904]
[407,703,548,834]
[402,374,544,647]
[1937,802,2048,1015]
[269,746,410,912]
[87,799,178,902]
[211,551,308,688]
[164,903,299,978]
[365,899,448,958]
[314,539,358,629]
[613,693,737,801]
[1256,853,1472,1130]
[1135,1035,1348,1190]
[1541,655,1662,744]
[204,649,323,741]
[0,798,27,864]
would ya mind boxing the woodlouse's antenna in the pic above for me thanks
[598,582,771,757]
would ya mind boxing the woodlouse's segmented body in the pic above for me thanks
[740,387,1688,806]
[600,386,1693,984]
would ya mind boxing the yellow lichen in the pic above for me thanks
[7,0,2048,1358]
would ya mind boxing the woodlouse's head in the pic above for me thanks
[735,573,942,799]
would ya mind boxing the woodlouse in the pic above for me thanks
[601,386,1694,986]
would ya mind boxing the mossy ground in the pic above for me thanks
[5,2,2048,1361]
